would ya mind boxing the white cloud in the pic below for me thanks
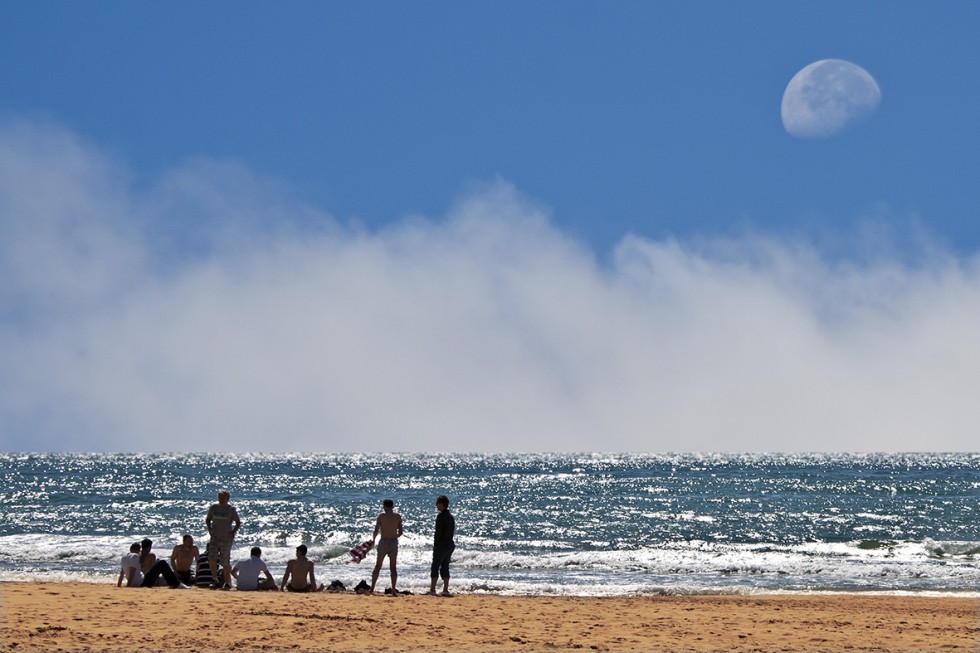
[2,119,979,453]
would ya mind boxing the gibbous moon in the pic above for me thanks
[781,59,881,139]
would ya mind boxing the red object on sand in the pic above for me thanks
[348,540,374,563]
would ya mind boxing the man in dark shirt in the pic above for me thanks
[428,494,456,596]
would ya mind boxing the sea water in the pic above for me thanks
[0,452,977,596]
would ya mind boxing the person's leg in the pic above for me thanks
[141,564,162,587]
[389,550,398,593]
[370,553,385,592]
[208,541,219,588]
[218,540,232,587]
[158,561,181,587]
[143,561,180,588]
[439,543,455,595]
[429,547,445,594]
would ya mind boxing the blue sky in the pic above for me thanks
[2,2,979,452]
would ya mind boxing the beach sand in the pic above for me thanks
[1,582,977,652]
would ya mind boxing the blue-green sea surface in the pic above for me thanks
[1,452,977,595]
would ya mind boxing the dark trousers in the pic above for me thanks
[141,560,180,588]
[431,542,455,580]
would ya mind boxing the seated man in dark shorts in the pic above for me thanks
[280,544,317,592]
[170,534,200,586]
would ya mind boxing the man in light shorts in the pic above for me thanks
[206,489,240,589]
[370,499,403,595]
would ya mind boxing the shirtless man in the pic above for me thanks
[170,534,200,586]
[139,538,157,574]
[370,499,404,595]
[280,544,317,592]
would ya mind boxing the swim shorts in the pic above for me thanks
[376,537,398,558]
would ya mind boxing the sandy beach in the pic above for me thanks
[1,582,977,652]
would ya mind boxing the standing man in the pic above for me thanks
[370,499,404,595]
[428,495,456,597]
[206,489,241,590]
[170,534,200,586]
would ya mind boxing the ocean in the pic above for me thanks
[1,452,977,596]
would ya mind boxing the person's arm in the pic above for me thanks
[280,560,292,590]
[262,561,275,583]
[396,515,404,538]
[206,507,214,536]
[170,547,178,569]
[231,508,241,537]
[230,562,240,582]
[308,562,316,589]
[118,558,135,587]
[373,515,381,542]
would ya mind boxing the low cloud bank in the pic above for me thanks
[2,119,978,452]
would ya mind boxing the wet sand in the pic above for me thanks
[1,582,977,652]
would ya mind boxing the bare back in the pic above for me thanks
[285,557,315,590]
[375,511,403,539]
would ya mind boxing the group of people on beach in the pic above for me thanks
[117,490,456,596]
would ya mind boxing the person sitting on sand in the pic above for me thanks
[194,546,222,588]
[139,538,157,574]
[118,542,187,589]
[139,538,171,585]
[370,498,404,595]
[231,547,277,591]
[280,544,318,592]
[170,534,200,586]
